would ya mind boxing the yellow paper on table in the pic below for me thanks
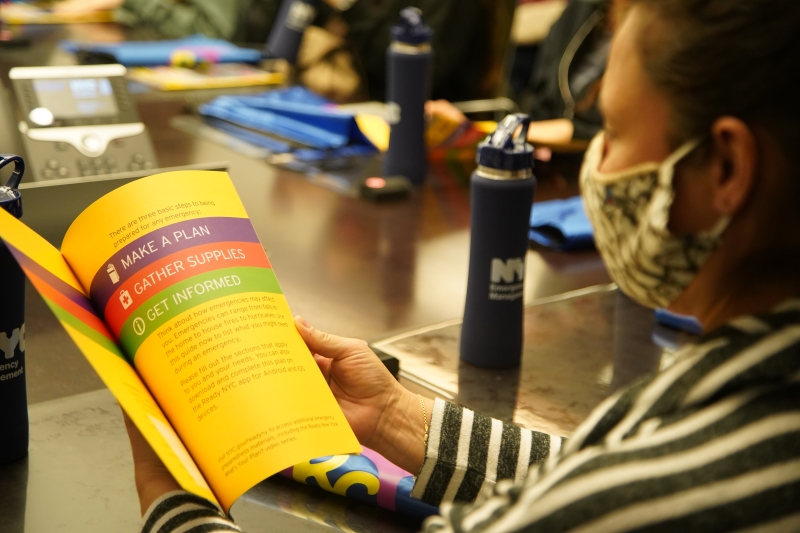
[0,171,359,511]
[0,4,114,24]
[127,64,286,91]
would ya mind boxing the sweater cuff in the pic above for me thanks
[410,398,446,502]
[141,490,239,533]
[410,399,563,508]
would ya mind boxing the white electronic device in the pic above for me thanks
[9,64,158,181]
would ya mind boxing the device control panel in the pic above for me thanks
[9,64,158,181]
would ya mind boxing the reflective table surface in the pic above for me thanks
[0,22,619,533]
[374,286,695,438]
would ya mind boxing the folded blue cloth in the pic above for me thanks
[199,87,378,154]
[203,117,292,153]
[61,35,262,66]
[529,196,595,251]
[654,309,703,335]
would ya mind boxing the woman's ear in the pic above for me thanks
[708,117,758,216]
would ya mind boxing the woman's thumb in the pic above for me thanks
[295,316,366,360]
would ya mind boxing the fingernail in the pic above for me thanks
[361,339,369,345]
[295,315,310,328]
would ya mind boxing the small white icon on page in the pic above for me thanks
[119,290,133,310]
[107,264,120,284]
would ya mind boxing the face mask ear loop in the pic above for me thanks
[656,137,731,240]
[657,138,704,188]
[647,139,703,233]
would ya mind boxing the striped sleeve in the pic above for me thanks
[410,399,564,507]
[141,491,241,533]
[417,312,800,533]
[421,383,800,533]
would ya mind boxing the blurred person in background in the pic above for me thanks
[429,0,627,148]
[55,0,515,103]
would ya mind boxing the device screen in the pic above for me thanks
[32,78,118,119]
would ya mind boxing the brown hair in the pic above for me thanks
[628,0,800,158]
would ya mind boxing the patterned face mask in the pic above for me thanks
[580,132,730,309]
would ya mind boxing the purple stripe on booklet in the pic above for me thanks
[281,446,439,520]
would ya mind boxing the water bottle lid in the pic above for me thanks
[0,155,25,219]
[391,7,433,45]
[476,114,534,172]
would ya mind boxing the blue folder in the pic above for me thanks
[529,196,595,251]
[198,87,378,154]
[61,35,262,66]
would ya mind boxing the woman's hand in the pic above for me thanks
[295,316,430,474]
[123,412,181,516]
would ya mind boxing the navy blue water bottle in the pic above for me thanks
[0,154,28,464]
[264,0,319,64]
[460,115,536,369]
[381,7,433,185]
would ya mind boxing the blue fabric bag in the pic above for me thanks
[198,87,378,156]
[61,35,262,66]
[529,196,595,251]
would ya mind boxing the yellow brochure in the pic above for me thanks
[0,170,359,511]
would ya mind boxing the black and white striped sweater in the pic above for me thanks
[143,301,800,532]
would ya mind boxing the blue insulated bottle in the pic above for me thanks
[460,115,536,369]
[0,154,28,464]
[381,7,433,185]
[265,0,319,64]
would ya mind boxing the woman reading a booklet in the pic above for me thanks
[128,0,800,530]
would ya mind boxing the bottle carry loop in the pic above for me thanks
[0,154,25,189]
[475,114,534,179]
[0,154,25,219]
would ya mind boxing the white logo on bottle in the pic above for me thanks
[490,258,525,283]
[0,324,25,359]
[119,289,133,310]
[107,263,120,284]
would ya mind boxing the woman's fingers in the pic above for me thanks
[121,409,181,515]
[295,316,368,361]
[123,410,158,463]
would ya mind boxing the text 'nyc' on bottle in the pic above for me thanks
[0,154,28,465]
[460,115,536,369]
[381,7,433,185]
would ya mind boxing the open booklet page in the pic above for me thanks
[0,207,219,505]
[10,170,359,511]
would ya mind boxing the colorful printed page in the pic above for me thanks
[0,208,218,505]
[28,170,358,511]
